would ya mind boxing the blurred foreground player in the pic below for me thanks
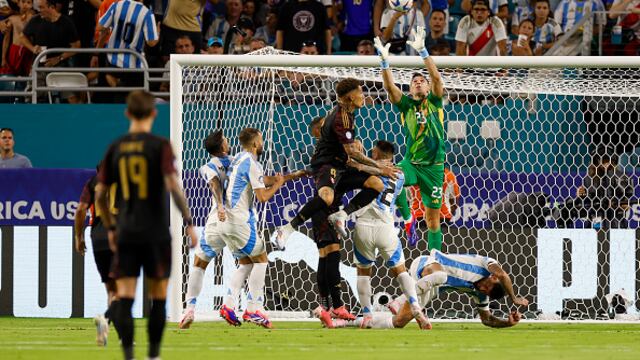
[96,90,198,360]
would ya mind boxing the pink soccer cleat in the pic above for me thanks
[219,304,242,327]
[313,306,335,329]
[331,306,356,321]
[178,308,195,329]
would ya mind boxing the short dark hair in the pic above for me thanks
[535,0,550,5]
[357,39,374,47]
[489,282,506,300]
[0,128,14,135]
[336,78,361,98]
[431,9,446,17]
[519,19,534,29]
[310,116,324,129]
[411,72,426,81]
[375,140,395,158]
[175,35,193,45]
[204,130,225,155]
[126,90,156,120]
[429,38,451,53]
[239,127,261,147]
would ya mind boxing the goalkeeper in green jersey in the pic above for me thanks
[374,25,446,251]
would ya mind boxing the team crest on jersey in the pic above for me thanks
[346,131,352,140]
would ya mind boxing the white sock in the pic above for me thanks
[247,262,268,312]
[357,276,373,315]
[396,272,420,309]
[224,263,253,309]
[369,313,395,329]
[415,271,447,295]
[185,266,205,310]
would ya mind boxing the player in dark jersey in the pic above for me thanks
[96,91,197,360]
[273,78,399,322]
[74,167,120,346]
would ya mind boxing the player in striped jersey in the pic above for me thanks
[179,130,233,329]
[340,140,430,330]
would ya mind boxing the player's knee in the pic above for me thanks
[357,266,372,276]
[147,279,169,300]
[364,176,384,192]
[193,256,209,269]
[390,264,407,277]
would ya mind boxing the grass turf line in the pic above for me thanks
[1,318,639,360]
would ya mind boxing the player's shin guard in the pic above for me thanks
[326,251,343,309]
[357,275,373,314]
[291,196,328,228]
[117,298,135,360]
[185,266,205,309]
[396,271,419,308]
[317,257,331,309]
[343,188,380,215]
[427,228,442,251]
[247,263,267,312]
[224,263,253,309]
[148,299,166,359]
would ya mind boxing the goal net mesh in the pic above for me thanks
[176,48,640,321]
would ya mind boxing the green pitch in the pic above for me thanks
[1,318,639,360]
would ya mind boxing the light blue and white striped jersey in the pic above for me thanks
[511,3,533,28]
[554,0,605,32]
[199,155,233,210]
[414,250,499,310]
[224,151,265,224]
[489,0,508,14]
[533,19,563,46]
[98,0,158,69]
[356,172,405,223]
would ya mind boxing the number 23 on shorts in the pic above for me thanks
[431,186,442,199]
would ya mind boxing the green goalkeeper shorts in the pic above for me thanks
[399,160,445,210]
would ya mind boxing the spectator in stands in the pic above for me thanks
[0,128,32,168]
[161,0,206,60]
[255,8,278,46]
[243,0,262,27]
[229,17,256,54]
[93,0,157,101]
[276,0,332,54]
[607,0,640,55]
[380,3,426,55]
[300,40,319,54]
[554,146,634,229]
[531,0,564,55]
[425,9,454,52]
[1,0,34,76]
[428,0,452,34]
[250,37,267,51]
[338,0,379,52]
[21,0,80,67]
[356,39,375,55]
[64,0,100,67]
[175,35,195,55]
[455,0,507,56]
[462,0,509,24]
[429,37,452,55]
[554,0,606,54]
[205,0,246,54]
[511,19,535,55]
[205,36,224,54]
[511,0,536,35]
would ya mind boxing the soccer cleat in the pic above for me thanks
[178,308,195,329]
[360,315,373,329]
[242,310,273,329]
[271,223,294,250]
[317,308,335,329]
[93,314,109,346]
[405,215,419,247]
[331,306,356,321]
[327,210,349,239]
[386,298,400,315]
[412,305,432,330]
[219,304,242,327]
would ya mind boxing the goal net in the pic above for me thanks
[169,49,640,322]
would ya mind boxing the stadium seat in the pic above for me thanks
[45,72,91,104]
[0,74,16,104]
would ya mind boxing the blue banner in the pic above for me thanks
[0,169,94,226]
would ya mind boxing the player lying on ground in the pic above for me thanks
[96,91,198,360]
[219,128,305,328]
[74,165,120,345]
[316,140,429,329]
[375,25,446,250]
[179,130,233,329]
[319,250,529,329]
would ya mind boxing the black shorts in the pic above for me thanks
[313,164,371,194]
[93,249,115,283]
[111,242,172,279]
[311,206,340,249]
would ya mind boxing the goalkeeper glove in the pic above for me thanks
[407,26,429,59]
[373,37,391,69]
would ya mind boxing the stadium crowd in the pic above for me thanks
[0,0,638,79]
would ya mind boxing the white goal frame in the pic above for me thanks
[168,55,640,322]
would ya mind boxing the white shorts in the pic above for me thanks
[194,212,225,262]
[220,220,265,259]
[353,220,404,268]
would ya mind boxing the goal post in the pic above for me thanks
[169,51,640,322]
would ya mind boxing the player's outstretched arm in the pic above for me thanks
[209,177,226,222]
[373,37,403,104]
[344,142,399,179]
[488,263,529,307]
[407,26,444,98]
[164,173,198,248]
[479,309,521,328]
[254,174,285,202]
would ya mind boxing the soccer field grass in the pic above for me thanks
[1,318,640,360]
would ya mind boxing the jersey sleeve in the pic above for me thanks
[491,17,508,42]
[454,16,470,43]
[393,94,412,113]
[199,163,219,183]
[143,11,159,42]
[249,160,266,190]
[427,91,444,105]
[98,2,116,28]
[161,140,177,176]
[333,112,355,144]
[79,179,93,205]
